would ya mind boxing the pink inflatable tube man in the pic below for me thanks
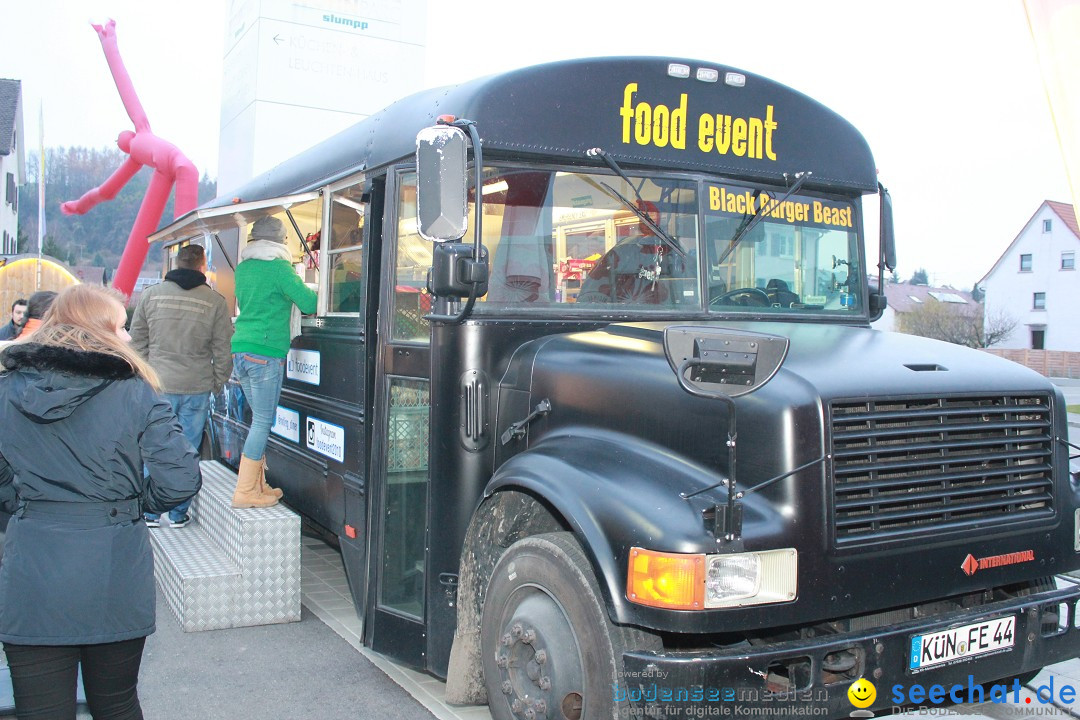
[60,20,199,299]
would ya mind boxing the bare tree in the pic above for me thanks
[899,302,1017,348]
[977,307,1018,348]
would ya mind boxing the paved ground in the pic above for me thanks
[137,594,436,720]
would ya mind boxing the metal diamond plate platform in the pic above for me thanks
[149,460,301,632]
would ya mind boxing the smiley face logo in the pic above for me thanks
[847,678,876,708]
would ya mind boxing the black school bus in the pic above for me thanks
[150,57,1080,719]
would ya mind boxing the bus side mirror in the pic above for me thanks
[880,186,896,271]
[869,292,888,322]
[416,125,469,242]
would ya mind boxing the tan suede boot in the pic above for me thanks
[259,458,283,499]
[232,455,279,508]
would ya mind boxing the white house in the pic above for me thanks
[979,201,1080,351]
[0,78,24,256]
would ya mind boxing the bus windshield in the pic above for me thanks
[475,168,701,309]
[395,166,864,317]
[704,182,862,314]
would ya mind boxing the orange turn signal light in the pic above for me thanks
[627,547,705,610]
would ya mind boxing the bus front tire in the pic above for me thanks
[480,531,660,720]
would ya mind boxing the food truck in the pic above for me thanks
[150,57,1080,719]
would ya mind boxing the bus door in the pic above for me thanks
[367,170,433,667]
[299,177,372,617]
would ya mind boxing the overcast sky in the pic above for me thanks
[4,0,1071,289]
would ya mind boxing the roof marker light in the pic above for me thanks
[724,72,746,88]
[696,68,719,83]
[667,63,690,79]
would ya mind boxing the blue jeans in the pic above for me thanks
[232,353,285,461]
[145,392,209,523]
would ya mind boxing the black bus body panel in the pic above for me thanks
[479,321,1078,635]
[416,316,1078,681]
[425,320,609,673]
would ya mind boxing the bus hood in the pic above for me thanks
[653,320,1054,399]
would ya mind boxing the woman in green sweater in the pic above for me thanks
[230,216,317,507]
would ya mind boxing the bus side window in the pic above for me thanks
[392,173,432,342]
[327,186,366,315]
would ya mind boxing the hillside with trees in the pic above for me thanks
[16,147,216,271]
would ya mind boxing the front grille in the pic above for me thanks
[830,395,1055,546]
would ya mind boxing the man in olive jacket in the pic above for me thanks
[130,244,233,527]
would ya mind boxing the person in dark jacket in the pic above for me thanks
[0,284,201,720]
[0,298,27,340]
[130,243,233,528]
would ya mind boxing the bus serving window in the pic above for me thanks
[326,185,366,314]
[474,168,699,310]
[704,183,862,314]
[238,198,323,316]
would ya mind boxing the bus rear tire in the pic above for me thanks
[481,531,660,720]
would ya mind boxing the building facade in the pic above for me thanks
[0,79,24,257]
[218,0,428,195]
[980,201,1080,351]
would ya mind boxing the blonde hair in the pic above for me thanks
[32,285,162,391]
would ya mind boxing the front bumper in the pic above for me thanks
[622,578,1080,719]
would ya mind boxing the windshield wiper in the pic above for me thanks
[586,148,687,259]
[714,171,812,268]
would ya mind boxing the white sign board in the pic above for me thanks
[287,349,321,385]
[219,0,427,191]
[271,406,301,443]
[306,416,345,462]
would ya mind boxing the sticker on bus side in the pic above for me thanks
[306,416,345,462]
[287,349,321,385]
[271,406,300,443]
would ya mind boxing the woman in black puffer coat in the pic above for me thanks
[0,285,201,720]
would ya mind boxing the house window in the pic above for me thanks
[1019,253,1032,272]
[1062,252,1075,271]
[768,231,795,259]
[1043,219,1052,233]
[1033,292,1046,310]
[5,173,14,208]
[1031,329,1045,350]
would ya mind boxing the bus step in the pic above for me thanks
[148,460,301,631]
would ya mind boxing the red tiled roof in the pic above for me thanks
[883,282,979,318]
[1046,200,1079,239]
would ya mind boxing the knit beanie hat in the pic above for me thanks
[250,216,287,243]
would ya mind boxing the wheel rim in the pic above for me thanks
[493,586,585,720]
